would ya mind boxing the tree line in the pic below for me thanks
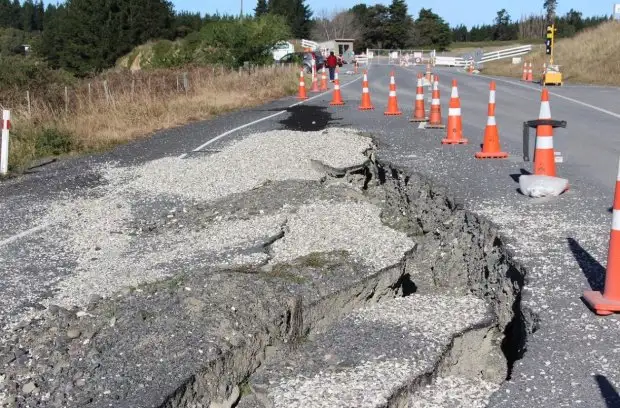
[0,0,612,79]
[451,8,610,43]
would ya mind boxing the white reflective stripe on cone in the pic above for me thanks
[389,90,396,96]
[448,108,461,116]
[432,99,440,105]
[451,87,458,98]
[362,88,369,93]
[612,209,620,231]
[390,76,395,84]
[487,116,496,126]
[536,135,554,149]
[416,94,424,100]
[300,82,305,86]
[539,101,551,119]
[489,90,496,104]
[616,156,620,181]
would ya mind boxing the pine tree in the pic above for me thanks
[386,0,413,48]
[254,0,267,17]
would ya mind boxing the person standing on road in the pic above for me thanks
[326,51,338,82]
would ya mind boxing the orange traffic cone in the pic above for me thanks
[358,70,374,110]
[310,66,320,93]
[425,64,432,82]
[319,67,328,91]
[427,75,444,129]
[521,62,528,81]
[410,73,427,122]
[475,81,508,159]
[384,71,402,116]
[583,157,620,315]
[533,88,557,176]
[329,71,345,106]
[442,80,467,145]
[297,69,308,100]
[526,62,533,82]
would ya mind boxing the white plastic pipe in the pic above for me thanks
[1,110,9,175]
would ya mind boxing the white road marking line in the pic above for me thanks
[181,75,363,157]
[0,223,49,248]
[459,71,620,120]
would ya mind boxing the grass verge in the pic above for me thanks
[3,65,299,173]
[483,21,620,85]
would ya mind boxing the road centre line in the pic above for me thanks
[179,74,364,158]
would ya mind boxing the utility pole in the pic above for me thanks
[240,0,243,19]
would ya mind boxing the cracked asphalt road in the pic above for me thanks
[2,63,620,406]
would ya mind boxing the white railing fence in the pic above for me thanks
[366,49,436,66]
[433,44,533,67]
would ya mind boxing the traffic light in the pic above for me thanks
[545,25,554,55]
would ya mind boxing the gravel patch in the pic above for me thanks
[409,376,500,407]
[254,294,490,408]
[269,201,415,271]
[18,128,374,311]
[103,127,374,203]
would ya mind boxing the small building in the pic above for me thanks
[318,39,355,61]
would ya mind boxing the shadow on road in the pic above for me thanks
[595,374,620,408]
[509,168,531,184]
[567,237,606,291]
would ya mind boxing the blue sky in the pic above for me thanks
[172,0,612,28]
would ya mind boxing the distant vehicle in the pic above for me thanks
[271,41,294,61]
[277,51,325,73]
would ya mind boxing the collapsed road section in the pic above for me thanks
[0,128,534,407]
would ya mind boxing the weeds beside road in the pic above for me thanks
[2,65,298,172]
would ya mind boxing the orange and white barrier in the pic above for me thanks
[583,157,620,315]
[533,88,556,176]
[442,80,467,145]
[475,81,507,159]
[1,110,10,175]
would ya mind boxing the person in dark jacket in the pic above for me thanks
[326,51,338,82]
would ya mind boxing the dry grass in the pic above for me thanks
[3,65,299,172]
[483,21,620,85]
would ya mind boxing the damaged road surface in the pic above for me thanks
[0,128,527,407]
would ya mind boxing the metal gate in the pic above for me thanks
[366,49,436,66]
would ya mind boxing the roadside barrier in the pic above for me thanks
[442,80,467,145]
[384,71,402,116]
[358,71,374,110]
[297,69,308,100]
[532,88,558,176]
[409,73,427,122]
[310,64,320,93]
[426,76,444,129]
[583,156,620,315]
[475,81,508,159]
[329,71,345,106]
[1,109,9,175]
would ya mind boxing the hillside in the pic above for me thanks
[483,21,620,85]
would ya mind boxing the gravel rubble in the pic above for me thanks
[409,376,500,407]
[249,294,492,408]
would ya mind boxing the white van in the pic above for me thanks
[272,41,295,61]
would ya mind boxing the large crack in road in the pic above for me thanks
[0,127,535,408]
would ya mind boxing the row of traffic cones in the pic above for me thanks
[299,67,557,172]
